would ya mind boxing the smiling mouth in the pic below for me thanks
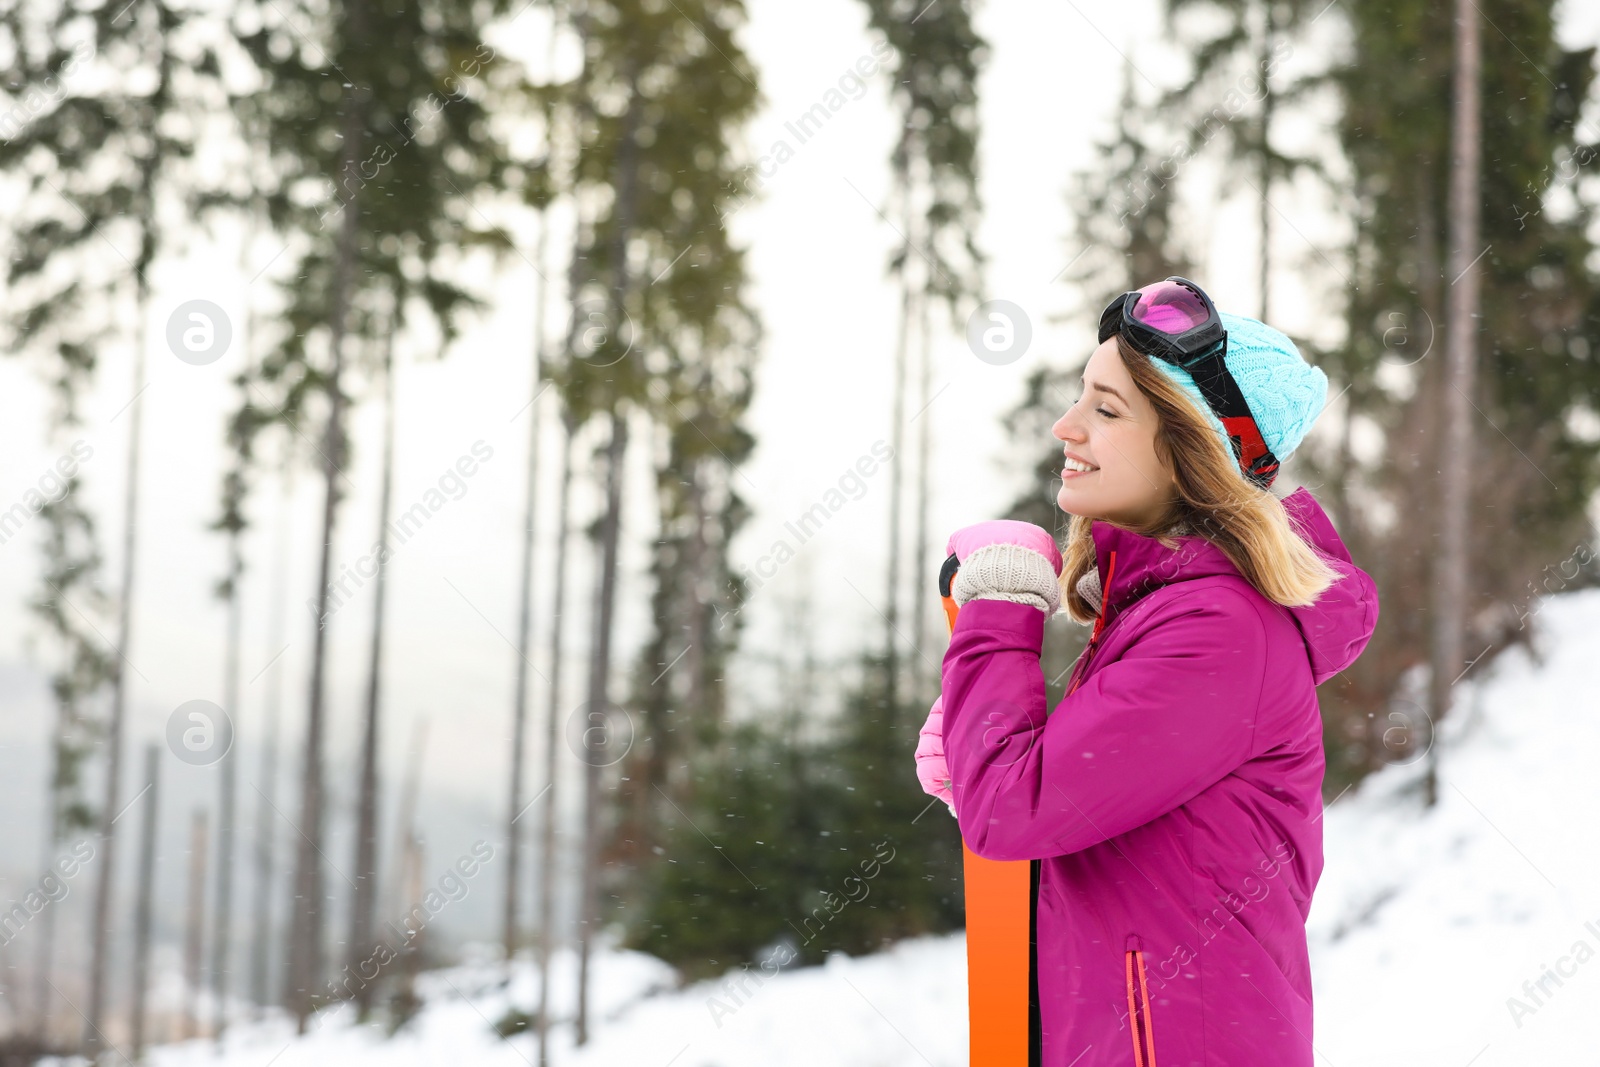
[1062,457,1098,474]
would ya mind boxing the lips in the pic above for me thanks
[1062,452,1098,475]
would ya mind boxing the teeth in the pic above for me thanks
[1063,458,1096,473]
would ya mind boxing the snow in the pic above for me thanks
[142,589,1600,1066]
[1307,588,1600,1065]
[146,935,969,1067]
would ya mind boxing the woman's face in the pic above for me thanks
[1052,338,1177,527]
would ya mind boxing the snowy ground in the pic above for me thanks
[1307,588,1600,1065]
[145,936,969,1067]
[142,589,1600,1067]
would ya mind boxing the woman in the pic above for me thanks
[915,278,1379,1066]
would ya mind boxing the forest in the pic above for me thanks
[1,0,1598,1063]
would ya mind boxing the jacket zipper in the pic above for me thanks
[1066,550,1117,697]
[1125,948,1158,1067]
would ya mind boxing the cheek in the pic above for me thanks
[1097,425,1168,500]
[1133,431,1166,477]
[1093,423,1138,473]
[1108,421,1159,472]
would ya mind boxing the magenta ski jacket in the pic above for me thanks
[940,487,1378,1067]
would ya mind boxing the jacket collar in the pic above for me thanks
[1087,487,1378,683]
[1089,510,1237,629]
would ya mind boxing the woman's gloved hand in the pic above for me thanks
[914,695,956,816]
[945,519,1063,617]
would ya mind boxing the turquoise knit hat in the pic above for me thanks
[1148,311,1327,464]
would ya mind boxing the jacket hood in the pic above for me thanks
[1088,486,1379,684]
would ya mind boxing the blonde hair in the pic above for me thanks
[1059,334,1339,623]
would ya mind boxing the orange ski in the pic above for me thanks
[962,841,1034,1064]
[940,559,1037,1065]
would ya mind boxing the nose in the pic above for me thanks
[1053,402,1086,445]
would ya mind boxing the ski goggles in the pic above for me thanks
[1098,276,1280,488]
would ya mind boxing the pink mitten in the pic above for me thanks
[915,696,956,815]
[944,520,1063,616]
[945,519,1064,572]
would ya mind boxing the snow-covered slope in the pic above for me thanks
[148,590,1600,1067]
[149,936,970,1067]
[1308,588,1600,1065]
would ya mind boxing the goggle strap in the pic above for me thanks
[1182,344,1280,488]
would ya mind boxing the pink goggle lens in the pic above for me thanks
[1130,281,1209,335]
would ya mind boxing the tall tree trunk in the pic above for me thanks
[910,274,932,687]
[1330,233,1360,536]
[82,0,176,1042]
[249,456,294,1011]
[384,720,428,1026]
[184,809,210,1040]
[516,0,565,985]
[575,45,642,1047]
[210,526,244,1036]
[536,415,575,1067]
[392,833,425,1024]
[286,33,366,1026]
[505,201,554,964]
[1257,2,1276,321]
[575,408,628,1047]
[349,318,397,1019]
[883,179,914,718]
[683,463,708,748]
[386,717,429,926]
[84,280,150,1055]
[129,745,159,1060]
[32,700,71,1041]
[1428,0,1481,807]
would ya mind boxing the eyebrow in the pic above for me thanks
[1082,377,1129,404]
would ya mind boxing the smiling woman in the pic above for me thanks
[923,279,1381,1067]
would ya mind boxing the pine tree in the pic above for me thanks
[1307,0,1600,791]
[231,0,505,1027]
[1161,0,1324,318]
[548,0,762,1042]
[0,0,219,1046]
[855,0,986,712]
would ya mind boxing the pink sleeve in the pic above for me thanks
[939,596,1267,861]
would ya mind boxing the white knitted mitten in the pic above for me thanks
[951,542,1062,617]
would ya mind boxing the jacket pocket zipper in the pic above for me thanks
[1125,949,1158,1067]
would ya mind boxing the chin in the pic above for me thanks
[1056,484,1094,518]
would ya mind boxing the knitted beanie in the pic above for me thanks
[1148,311,1328,465]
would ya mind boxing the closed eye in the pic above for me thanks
[1095,406,1117,420]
